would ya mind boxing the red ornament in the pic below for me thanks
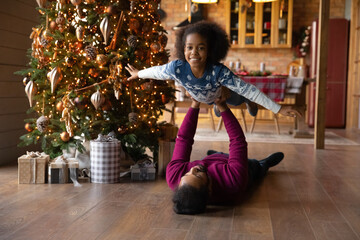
[25,123,33,132]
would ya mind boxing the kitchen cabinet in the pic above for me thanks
[226,0,293,48]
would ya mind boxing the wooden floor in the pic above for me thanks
[1,124,360,240]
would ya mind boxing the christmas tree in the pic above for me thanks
[16,0,175,161]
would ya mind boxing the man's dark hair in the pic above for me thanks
[172,184,209,214]
[174,20,230,65]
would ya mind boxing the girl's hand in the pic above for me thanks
[278,106,301,117]
[125,64,139,80]
[214,90,229,112]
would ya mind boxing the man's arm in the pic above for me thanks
[166,99,200,190]
[216,96,249,192]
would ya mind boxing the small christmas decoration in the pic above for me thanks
[25,123,33,132]
[91,90,105,109]
[23,76,31,86]
[150,42,160,53]
[48,67,63,93]
[76,25,85,41]
[60,131,70,142]
[25,80,37,107]
[127,35,138,48]
[56,101,64,112]
[36,115,49,132]
[128,112,138,123]
[85,45,97,60]
[96,54,107,66]
[100,16,111,45]
[65,56,76,67]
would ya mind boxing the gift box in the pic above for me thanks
[18,152,49,184]
[90,132,122,183]
[48,156,79,184]
[158,140,175,176]
[131,160,156,181]
[159,123,178,141]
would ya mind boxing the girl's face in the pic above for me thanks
[184,33,208,69]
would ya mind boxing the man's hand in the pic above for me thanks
[278,106,301,117]
[125,64,139,80]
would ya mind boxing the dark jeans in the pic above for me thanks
[226,89,251,106]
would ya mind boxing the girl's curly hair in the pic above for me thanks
[174,21,230,65]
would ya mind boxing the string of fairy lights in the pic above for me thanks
[22,0,173,152]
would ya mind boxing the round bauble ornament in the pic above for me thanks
[70,0,82,6]
[96,54,107,66]
[36,115,49,133]
[36,0,47,8]
[48,67,63,93]
[161,94,169,104]
[85,45,97,61]
[49,21,57,31]
[159,34,168,48]
[23,76,31,86]
[150,42,160,54]
[65,56,76,67]
[127,35,138,48]
[56,101,64,112]
[76,25,85,41]
[106,5,119,15]
[100,16,111,45]
[60,131,70,142]
[88,68,99,78]
[129,18,140,31]
[25,80,37,107]
[91,90,105,109]
[25,123,33,132]
[128,112,138,123]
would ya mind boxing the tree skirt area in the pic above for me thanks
[194,128,359,145]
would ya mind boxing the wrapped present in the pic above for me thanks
[18,151,49,184]
[131,160,156,181]
[158,139,175,176]
[48,156,79,184]
[159,123,178,141]
[90,132,122,183]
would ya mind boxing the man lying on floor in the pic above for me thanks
[166,94,285,214]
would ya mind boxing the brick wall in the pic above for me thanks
[160,0,346,73]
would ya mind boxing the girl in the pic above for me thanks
[125,21,299,118]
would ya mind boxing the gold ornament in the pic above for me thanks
[60,131,70,142]
[96,54,107,66]
[60,95,75,137]
[70,0,82,6]
[150,42,160,54]
[91,90,105,109]
[100,16,111,45]
[48,67,63,93]
[56,101,64,111]
[76,25,85,41]
[25,80,37,107]
[36,115,49,133]
[25,123,33,132]
[36,0,47,8]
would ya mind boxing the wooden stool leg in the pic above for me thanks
[216,117,223,132]
[240,109,247,132]
[209,110,215,131]
[273,113,280,134]
[250,115,257,133]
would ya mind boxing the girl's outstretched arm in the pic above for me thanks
[125,64,139,80]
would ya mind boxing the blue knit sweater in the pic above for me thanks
[138,60,281,113]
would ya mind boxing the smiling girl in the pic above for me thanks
[125,21,299,117]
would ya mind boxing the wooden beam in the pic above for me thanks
[314,0,330,149]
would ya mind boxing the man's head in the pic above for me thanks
[172,165,211,214]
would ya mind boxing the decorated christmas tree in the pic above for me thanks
[16,0,175,161]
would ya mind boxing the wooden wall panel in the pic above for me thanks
[0,0,39,166]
